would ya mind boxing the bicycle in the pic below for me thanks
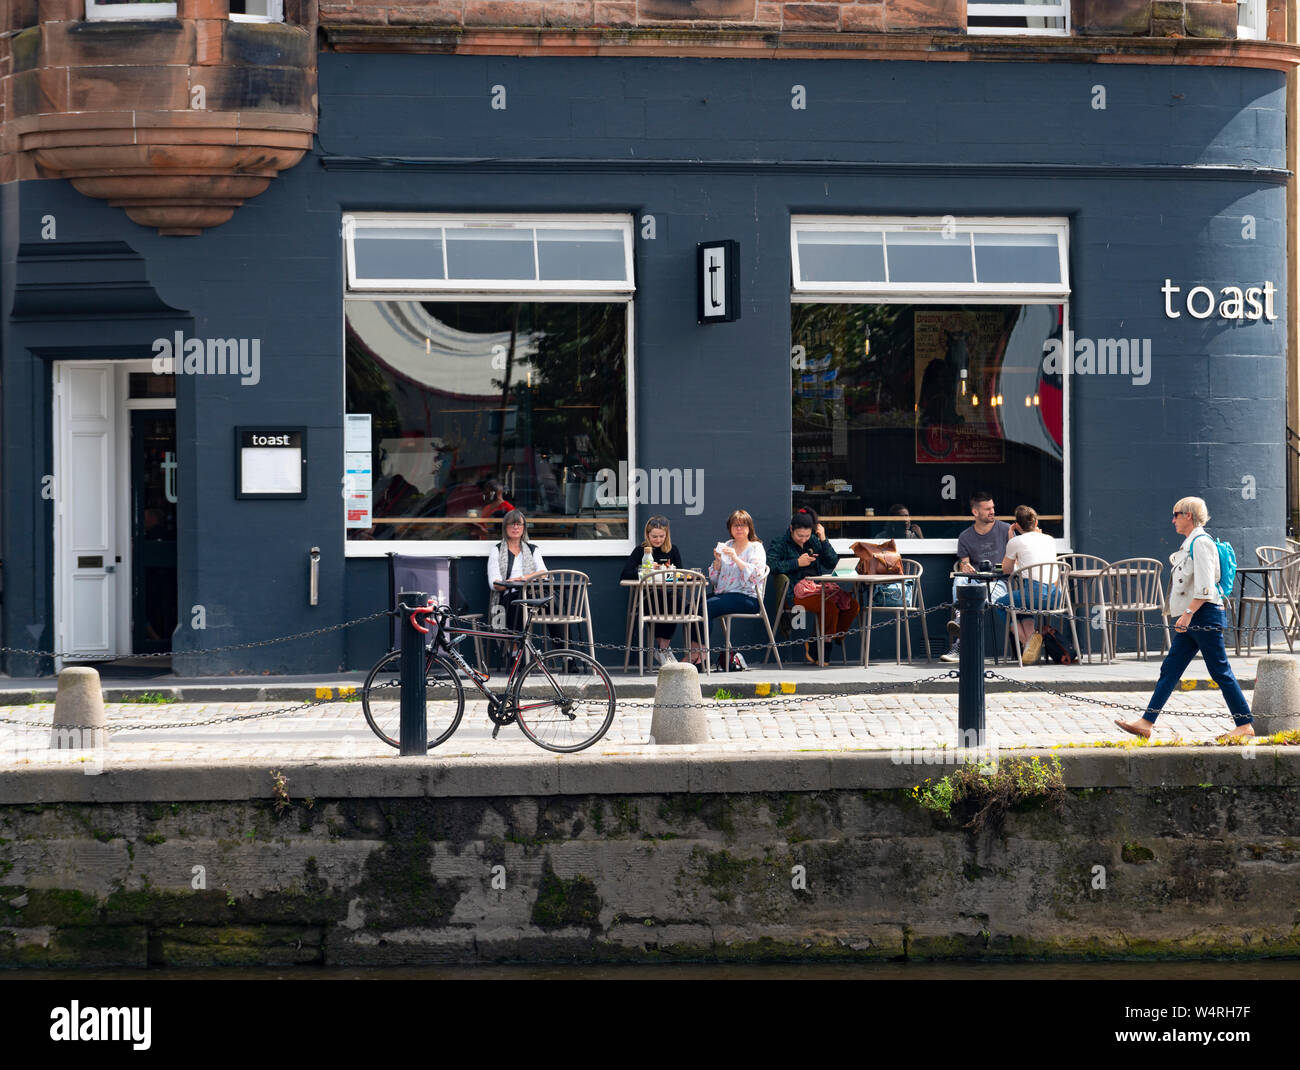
[361,597,617,753]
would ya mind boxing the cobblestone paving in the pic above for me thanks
[0,687,1258,768]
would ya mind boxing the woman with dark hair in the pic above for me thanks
[770,507,858,663]
[486,510,548,632]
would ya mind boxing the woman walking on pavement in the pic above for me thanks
[1115,497,1254,742]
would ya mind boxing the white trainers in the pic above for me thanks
[940,642,961,663]
[654,648,676,667]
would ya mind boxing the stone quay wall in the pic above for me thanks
[2,750,1298,967]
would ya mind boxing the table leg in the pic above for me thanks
[1264,572,1273,654]
[864,592,874,669]
[1234,576,1245,657]
[623,589,636,671]
[818,585,826,667]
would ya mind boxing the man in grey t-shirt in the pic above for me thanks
[940,492,1012,662]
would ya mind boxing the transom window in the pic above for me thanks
[345,216,634,293]
[793,219,1069,297]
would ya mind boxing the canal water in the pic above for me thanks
[14,960,1300,980]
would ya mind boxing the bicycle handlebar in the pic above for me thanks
[409,600,440,634]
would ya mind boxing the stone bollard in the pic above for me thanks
[1250,655,1300,735]
[649,662,709,745]
[50,667,108,752]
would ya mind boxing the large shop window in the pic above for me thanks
[791,218,1069,547]
[344,216,635,555]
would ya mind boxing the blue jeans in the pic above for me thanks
[1145,603,1251,725]
[708,592,759,620]
[993,580,1058,620]
[953,576,1008,632]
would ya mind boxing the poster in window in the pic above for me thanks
[913,310,1007,465]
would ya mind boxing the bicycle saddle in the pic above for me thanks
[516,596,554,608]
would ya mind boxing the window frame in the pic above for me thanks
[229,0,285,23]
[343,214,636,295]
[85,0,179,19]
[792,216,1070,300]
[343,213,638,560]
[966,0,1070,36]
[1236,0,1265,40]
[790,215,1072,558]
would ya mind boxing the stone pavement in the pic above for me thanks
[0,682,1261,770]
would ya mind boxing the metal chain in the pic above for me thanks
[981,669,1230,721]
[0,690,360,734]
[0,609,392,662]
[617,670,960,710]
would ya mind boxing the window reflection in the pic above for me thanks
[346,300,629,542]
[792,303,1065,540]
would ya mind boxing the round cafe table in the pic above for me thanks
[808,573,919,667]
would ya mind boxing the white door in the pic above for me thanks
[54,362,118,659]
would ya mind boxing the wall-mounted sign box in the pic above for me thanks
[698,240,739,324]
[236,427,307,499]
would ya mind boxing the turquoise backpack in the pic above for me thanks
[1192,533,1237,600]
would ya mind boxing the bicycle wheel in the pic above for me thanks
[513,649,616,753]
[362,650,465,749]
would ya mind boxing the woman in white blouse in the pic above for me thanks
[1116,497,1252,741]
[996,505,1059,664]
[487,510,548,632]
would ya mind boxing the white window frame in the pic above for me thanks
[343,213,637,560]
[791,215,1071,558]
[230,0,285,23]
[85,0,178,19]
[1237,0,1265,39]
[344,214,636,295]
[792,216,1069,300]
[967,0,1069,36]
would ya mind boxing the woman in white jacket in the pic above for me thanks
[1115,497,1253,741]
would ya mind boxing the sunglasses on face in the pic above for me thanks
[1172,512,1185,518]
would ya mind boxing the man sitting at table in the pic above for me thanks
[940,491,1012,663]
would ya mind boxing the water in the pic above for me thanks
[14,960,1300,980]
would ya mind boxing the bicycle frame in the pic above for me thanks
[411,602,579,716]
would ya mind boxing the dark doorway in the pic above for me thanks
[131,410,178,654]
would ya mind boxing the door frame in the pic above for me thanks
[116,362,177,657]
[52,360,175,666]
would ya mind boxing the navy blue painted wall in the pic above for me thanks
[0,55,1287,673]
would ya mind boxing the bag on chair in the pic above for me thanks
[850,540,903,577]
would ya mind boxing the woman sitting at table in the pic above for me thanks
[994,504,1059,665]
[688,509,766,669]
[620,515,684,666]
[486,510,548,634]
[771,508,859,663]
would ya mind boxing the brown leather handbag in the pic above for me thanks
[851,540,903,576]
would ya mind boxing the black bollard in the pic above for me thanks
[398,590,428,756]
[956,582,987,748]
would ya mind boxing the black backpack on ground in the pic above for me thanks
[1040,625,1077,665]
